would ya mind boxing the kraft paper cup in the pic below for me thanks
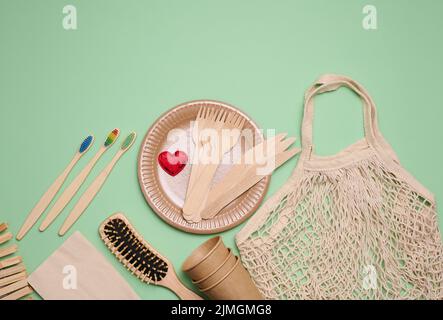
[192,248,237,288]
[199,257,263,300]
[182,236,229,281]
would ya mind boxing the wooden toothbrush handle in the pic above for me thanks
[163,272,203,300]
[40,149,104,231]
[59,153,120,236]
[16,153,80,240]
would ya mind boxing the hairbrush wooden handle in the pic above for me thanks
[100,213,203,300]
[162,271,203,300]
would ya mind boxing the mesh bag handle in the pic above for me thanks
[301,74,399,163]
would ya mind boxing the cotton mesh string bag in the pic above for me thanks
[236,74,443,300]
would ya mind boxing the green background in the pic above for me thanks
[1,0,442,300]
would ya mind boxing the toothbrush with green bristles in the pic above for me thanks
[39,129,120,232]
[16,135,94,240]
[59,132,137,236]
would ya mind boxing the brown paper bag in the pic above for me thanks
[28,232,139,300]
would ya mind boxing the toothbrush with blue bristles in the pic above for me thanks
[59,132,137,236]
[16,135,94,240]
[39,129,120,232]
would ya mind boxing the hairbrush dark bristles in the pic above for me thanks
[99,213,202,300]
[102,216,168,283]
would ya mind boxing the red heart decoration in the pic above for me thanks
[158,150,188,177]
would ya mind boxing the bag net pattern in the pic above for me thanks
[238,155,443,299]
[237,75,443,300]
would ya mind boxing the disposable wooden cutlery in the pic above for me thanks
[186,107,218,200]
[59,132,137,236]
[0,263,26,279]
[16,135,94,240]
[0,269,26,287]
[40,129,120,231]
[203,133,291,191]
[183,110,245,222]
[201,136,300,219]
[197,133,288,202]
[0,232,12,245]
[0,223,33,300]
[0,279,29,298]
[0,245,18,258]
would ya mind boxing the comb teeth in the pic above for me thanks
[100,217,169,284]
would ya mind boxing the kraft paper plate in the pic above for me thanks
[138,100,270,234]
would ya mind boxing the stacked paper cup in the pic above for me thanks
[182,237,263,300]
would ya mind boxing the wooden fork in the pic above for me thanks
[186,106,219,201]
[183,110,245,222]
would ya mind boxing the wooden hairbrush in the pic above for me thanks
[99,213,203,300]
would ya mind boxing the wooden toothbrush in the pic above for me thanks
[39,129,120,231]
[16,135,94,240]
[59,132,137,236]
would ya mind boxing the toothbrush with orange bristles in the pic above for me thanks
[59,132,137,236]
[39,129,120,231]
[16,135,94,240]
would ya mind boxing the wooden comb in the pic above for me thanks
[99,213,202,300]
